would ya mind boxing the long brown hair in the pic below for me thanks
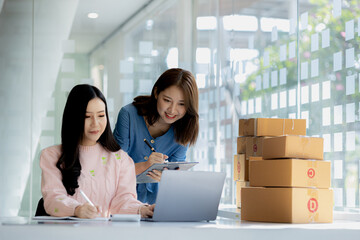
[133,68,199,146]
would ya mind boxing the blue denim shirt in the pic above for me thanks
[113,103,188,204]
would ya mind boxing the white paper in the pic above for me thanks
[345,20,354,41]
[333,51,342,71]
[256,75,262,91]
[138,79,153,93]
[120,60,134,74]
[288,89,296,107]
[289,41,296,59]
[263,51,269,66]
[345,48,354,68]
[346,103,355,123]
[279,91,287,108]
[301,61,308,80]
[279,68,287,85]
[61,78,75,92]
[255,97,262,113]
[248,36,254,49]
[139,41,153,55]
[323,134,331,152]
[334,132,343,152]
[271,70,278,87]
[311,33,319,52]
[271,26,278,42]
[280,44,286,62]
[346,131,355,151]
[301,111,309,128]
[311,59,319,78]
[248,98,254,114]
[322,29,330,48]
[271,93,278,110]
[311,83,319,102]
[62,40,75,53]
[300,12,308,30]
[289,18,296,35]
[263,72,269,89]
[334,105,343,124]
[322,107,331,126]
[334,160,343,179]
[322,81,331,100]
[61,59,75,72]
[301,85,309,104]
[333,0,342,18]
[346,74,355,95]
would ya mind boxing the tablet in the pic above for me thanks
[136,162,198,183]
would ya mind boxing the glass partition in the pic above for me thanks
[1,0,360,218]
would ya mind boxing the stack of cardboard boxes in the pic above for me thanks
[236,118,333,223]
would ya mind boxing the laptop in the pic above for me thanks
[142,170,226,222]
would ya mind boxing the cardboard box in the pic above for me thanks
[243,118,306,136]
[249,159,331,188]
[245,137,267,159]
[237,137,247,154]
[241,187,333,223]
[262,135,324,160]
[236,181,248,208]
[239,119,246,136]
[233,154,249,181]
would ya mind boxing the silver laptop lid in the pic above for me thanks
[152,171,226,222]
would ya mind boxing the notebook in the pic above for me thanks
[136,161,198,183]
[142,170,225,222]
[32,216,109,222]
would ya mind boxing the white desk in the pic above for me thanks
[1,217,360,240]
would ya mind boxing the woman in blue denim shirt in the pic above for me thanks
[113,68,199,204]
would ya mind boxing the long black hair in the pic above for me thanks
[133,68,199,146]
[56,84,120,195]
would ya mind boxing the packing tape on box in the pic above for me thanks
[300,136,312,159]
[282,118,295,136]
[307,189,320,222]
[307,161,318,187]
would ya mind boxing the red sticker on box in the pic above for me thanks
[253,144,257,152]
[307,168,315,178]
[237,161,241,174]
[307,198,318,213]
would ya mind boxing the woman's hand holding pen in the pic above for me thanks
[147,152,168,165]
[74,203,101,219]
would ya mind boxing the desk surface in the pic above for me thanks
[1,217,360,240]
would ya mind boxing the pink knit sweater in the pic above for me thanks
[40,143,143,217]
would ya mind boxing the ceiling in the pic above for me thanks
[69,0,151,54]
[67,0,313,54]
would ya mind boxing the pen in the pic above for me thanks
[79,189,95,207]
[144,139,156,152]
[144,138,168,163]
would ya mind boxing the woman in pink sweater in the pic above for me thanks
[40,84,154,218]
